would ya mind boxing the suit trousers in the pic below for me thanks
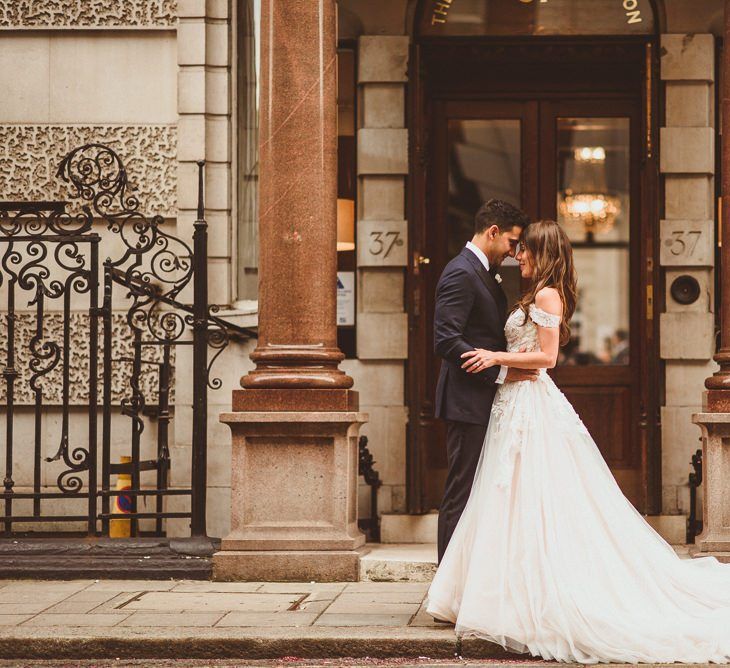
[437,420,489,563]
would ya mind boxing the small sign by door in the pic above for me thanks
[337,271,355,326]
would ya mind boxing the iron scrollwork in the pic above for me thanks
[0,143,256,537]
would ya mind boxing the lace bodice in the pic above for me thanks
[504,304,561,353]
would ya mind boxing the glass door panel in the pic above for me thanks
[541,102,641,506]
[447,119,523,302]
[556,117,631,366]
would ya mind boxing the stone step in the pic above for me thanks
[382,512,689,545]
[361,542,694,582]
[360,543,437,582]
[380,512,438,543]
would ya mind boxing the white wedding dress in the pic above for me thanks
[426,304,730,664]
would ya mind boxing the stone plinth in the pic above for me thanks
[691,413,730,560]
[213,411,368,582]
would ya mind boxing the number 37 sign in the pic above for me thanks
[357,220,408,267]
[659,219,713,267]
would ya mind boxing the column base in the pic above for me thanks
[694,532,730,557]
[232,388,359,412]
[692,548,730,564]
[217,407,368,582]
[692,412,730,559]
[212,547,370,582]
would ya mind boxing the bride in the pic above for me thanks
[425,220,730,664]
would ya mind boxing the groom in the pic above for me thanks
[434,199,534,563]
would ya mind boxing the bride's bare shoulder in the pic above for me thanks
[534,287,562,315]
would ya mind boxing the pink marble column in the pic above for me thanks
[215,0,366,581]
[240,0,353,396]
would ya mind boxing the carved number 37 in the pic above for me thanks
[668,230,701,257]
[369,231,403,258]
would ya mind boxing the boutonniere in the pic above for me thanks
[494,273,503,285]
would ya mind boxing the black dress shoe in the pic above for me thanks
[432,616,452,624]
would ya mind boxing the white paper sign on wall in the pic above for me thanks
[337,271,355,326]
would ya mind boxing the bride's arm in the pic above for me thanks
[492,325,559,369]
[461,288,562,372]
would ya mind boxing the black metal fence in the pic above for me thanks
[0,144,254,538]
[687,447,703,543]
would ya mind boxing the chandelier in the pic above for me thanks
[559,191,621,237]
[559,144,621,238]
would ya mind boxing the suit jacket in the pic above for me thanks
[434,247,508,425]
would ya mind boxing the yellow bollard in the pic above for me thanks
[110,455,132,538]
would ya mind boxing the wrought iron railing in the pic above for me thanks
[0,144,255,538]
[358,435,382,542]
[687,447,703,544]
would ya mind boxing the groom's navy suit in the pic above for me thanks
[434,246,508,562]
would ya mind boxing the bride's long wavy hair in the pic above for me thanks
[516,220,577,346]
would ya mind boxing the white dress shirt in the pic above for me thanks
[465,242,509,385]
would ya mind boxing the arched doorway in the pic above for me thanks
[407,0,662,514]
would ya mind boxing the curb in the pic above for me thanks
[0,633,515,661]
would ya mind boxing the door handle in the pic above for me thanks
[418,256,431,265]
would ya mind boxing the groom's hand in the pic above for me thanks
[504,368,539,383]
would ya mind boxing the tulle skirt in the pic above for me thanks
[426,373,730,664]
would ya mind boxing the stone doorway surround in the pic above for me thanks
[659,34,717,530]
[359,30,721,546]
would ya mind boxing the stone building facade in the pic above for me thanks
[0,0,726,548]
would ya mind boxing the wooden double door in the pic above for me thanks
[409,66,660,515]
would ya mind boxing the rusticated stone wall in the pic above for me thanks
[0,125,177,217]
[0,1,176,28]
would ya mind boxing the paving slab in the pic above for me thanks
[314,613,415,627]
[43,600,116,614]
[345,581,431,592]
[119,613,226,628]
[0,617,32,627]
[92,592,143,613]
[22,613,131,627]
[0,603,55,615]
[325,601,422,615]
[171,582,264,593]
[85,580,178,592]
[297,599,335,614]
[257,582,348,594]
[0,592,68,607]
[331,591,427,604]
[0,578,503,661]
[124,591,302,613]
[216,611,319,627]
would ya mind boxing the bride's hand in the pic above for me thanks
[461,348,499,373]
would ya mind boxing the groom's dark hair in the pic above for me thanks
[474,199,530,235]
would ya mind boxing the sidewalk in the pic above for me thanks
[0,578,510,661]
[0,545,697,661]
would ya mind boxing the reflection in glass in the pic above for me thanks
[421,0,654,37]
[556,117,630,366]
[447,119,523,304]
[236,0,261,301]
